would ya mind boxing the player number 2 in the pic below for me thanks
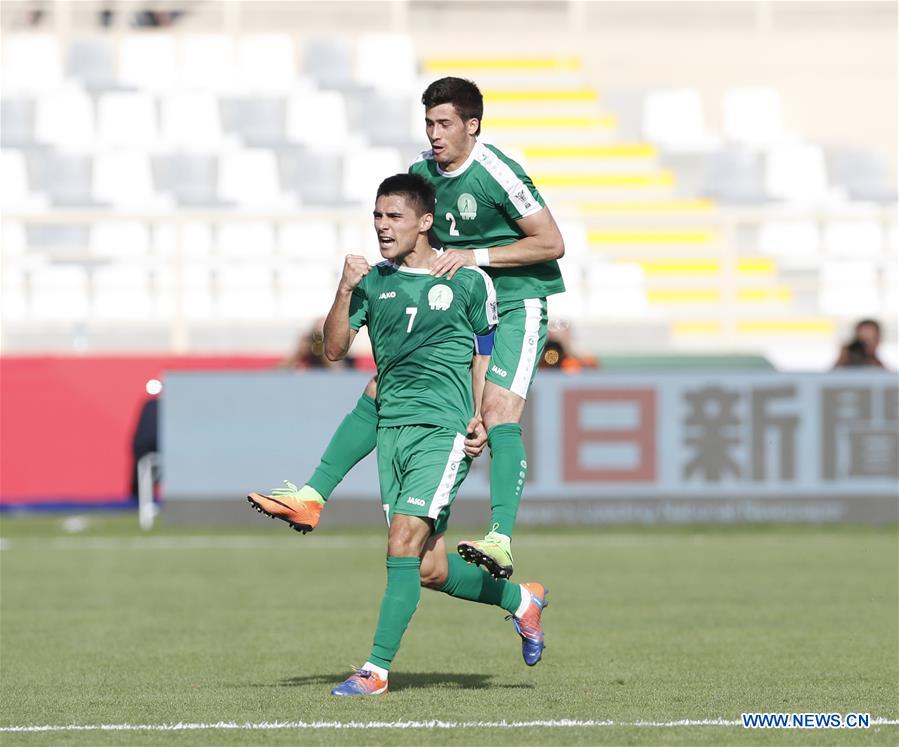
[445,211,460,237]
[405,306,417,333]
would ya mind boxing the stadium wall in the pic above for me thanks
[0,355,279,505]
[160,370,898,526]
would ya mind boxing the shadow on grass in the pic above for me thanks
[273,672,534,692]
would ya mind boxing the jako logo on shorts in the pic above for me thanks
[406,496,426,507]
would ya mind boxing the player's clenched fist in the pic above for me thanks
[339,254,371,292]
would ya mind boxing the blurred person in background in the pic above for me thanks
[834,319,886,368]
[278,317,355,370]
[538,321,600,373]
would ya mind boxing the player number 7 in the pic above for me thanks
[405,306,417,333]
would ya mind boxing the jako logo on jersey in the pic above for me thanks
[378,291,396,300]
[406,496,426,507]
[457,193,478,220]
[428,284,453,310]
[491,364,508,378]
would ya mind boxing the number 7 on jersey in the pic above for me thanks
[405,306,417,333]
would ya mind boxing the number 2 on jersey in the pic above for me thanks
[405,306,417,333]
[445,211,460,237]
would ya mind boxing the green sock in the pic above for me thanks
[369,556,421,670]
[439,554,521,614]
[487,423,527,537]
[307,393,377,500]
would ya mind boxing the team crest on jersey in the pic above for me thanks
[428,284,454,311]
[457,193,478,220]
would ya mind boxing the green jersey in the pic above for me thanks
[348,257,497,433]
[409,141,565,301]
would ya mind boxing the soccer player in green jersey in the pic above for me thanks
[252,78,565,580]
[252,174,548,695]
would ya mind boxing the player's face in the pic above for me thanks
[425,103,479,171]
[373,194,432,260]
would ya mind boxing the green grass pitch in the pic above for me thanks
[0,515,896,745]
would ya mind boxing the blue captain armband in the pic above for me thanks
[475,331,495,356]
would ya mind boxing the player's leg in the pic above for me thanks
[419,523,548,666]
[332,425,445,695]
[247,377,378,532]
[458,298,547,579]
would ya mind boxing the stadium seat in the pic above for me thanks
[217,222,276,258]
[120,34,177,92]
[642,88,716,152]
[1,98,34,147]
[277,148,345,205]
[355,33,417,93]
[160,92,229,150]
[276,264,340,320]
[0,150,31,208]
[34,86,95,149]
[1,34,63,93]
[702,146,766,204]
[302,38,354,88]
[152,222,214,259]
[28,150,94,206]
[30,265,90,320]
[285,89,349,150]
[0,266,27,321]
[723,87,786,148]
[218,149,288,207]
[345,89,416,147]
[153,154,220,206]
[90,221,152,258]
[236,34,296,93]
[92,151,162,207]
[217,264,276,319]
[2,220,27,256]
[97,92,158,148]
[341,146,403,204]
[765,143,831,203]
[220,97,287,146]
[180,34,236,91]
[156,262,214,320]
[278,222,340,258]
[818,261,879,316]
[585,263,648,317]
[66,38,118,90]
[826,146,897,203]
[758,220,820,264]
[823,220,884,259]
[91,264,153,320]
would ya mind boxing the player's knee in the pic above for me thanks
[387,519,427,557]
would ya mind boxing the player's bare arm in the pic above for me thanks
[324,254,369,361]
[430,207,565,279]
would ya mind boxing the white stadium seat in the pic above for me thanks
[30,265,90,320]
[92,151,161,207]
[823,220,884,259]
[723,87,786,148]
[160,92,228,150]
[236,34,296,93]
[765,143,830,203]
[91,264,153,320]
[180,34,236,91]
[97,92,158,148]
[0,150,31,208]
[120,34,177,92]
[341,146,403,204]
[218,149,289,207]
[585,264,648,318]
[34,86,95,149]
[758,220,820,261]
[278,222,340,258]
[643,88,716,152]
[818,261,879,316]
[285,89,349,151]
[2,34,63,93]
[356,33,417,93]
[90,221,152,258]
[217,222,276,258]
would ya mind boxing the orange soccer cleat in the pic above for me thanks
[247,481,324,534]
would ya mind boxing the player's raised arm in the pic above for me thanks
[324,254,370,361]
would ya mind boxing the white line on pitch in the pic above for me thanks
[1,719,897,733]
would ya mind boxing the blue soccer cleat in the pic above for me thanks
[330,667,388,696]
[509,581,548,666]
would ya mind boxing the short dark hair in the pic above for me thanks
[422,77,484,136]
[856,318,881,334]
[376,173,435,217]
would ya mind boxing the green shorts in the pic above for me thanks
[376,424,471,536]
[485,297,548,400]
